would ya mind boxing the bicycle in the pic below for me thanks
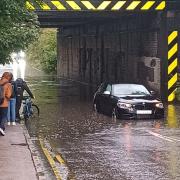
[22,96,40,121]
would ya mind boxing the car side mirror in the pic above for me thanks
[103,91,111,95]
[150,91,156,96]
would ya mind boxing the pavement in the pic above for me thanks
[0,124,38,180]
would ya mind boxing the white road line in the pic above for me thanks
[146,130,176,142]
[159,134,180,142]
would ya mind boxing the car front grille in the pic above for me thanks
[134,103,155,110]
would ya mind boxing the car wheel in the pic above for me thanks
[94,103,100,113]
[112,108,117,119]
[93,103,97,112]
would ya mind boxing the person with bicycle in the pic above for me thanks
[15,78,34,121]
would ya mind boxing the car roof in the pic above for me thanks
[104,83,144,86]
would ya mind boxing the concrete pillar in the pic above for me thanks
[158,12,168,101]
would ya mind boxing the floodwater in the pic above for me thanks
[27,77,180,180]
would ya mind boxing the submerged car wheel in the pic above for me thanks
[112,108,117,119]
[93,103,100,113]
[94,103,97,112]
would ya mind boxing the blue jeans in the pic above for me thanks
[7,98,16,122]
[0,107,8,130]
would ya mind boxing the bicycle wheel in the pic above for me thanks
[23,105,29,121]
[31,104,40,119]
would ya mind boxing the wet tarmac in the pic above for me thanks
[26,77,180,180]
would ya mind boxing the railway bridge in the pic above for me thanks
[27,0,180,102]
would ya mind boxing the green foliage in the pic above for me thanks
[26,29,57,74]
[0,0,39,64]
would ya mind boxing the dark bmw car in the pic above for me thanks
[93,83,164,119]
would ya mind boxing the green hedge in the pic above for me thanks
[26,29,57,74]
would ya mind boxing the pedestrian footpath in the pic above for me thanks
[0,124,37,180]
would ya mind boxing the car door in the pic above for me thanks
[101,84,112,115]
[94,83,106,112]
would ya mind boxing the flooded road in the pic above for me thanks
[27,77,180,180]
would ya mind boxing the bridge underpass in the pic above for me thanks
[29,0,180,101]
[23,2,180,179]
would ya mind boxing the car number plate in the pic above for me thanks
[136,110,152,115]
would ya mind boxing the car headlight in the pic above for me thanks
[117,102,132,109]
[155,103,164,108]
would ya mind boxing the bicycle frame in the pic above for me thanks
[22,96,40,121]
[23,97,33,120]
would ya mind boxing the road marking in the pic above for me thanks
[55,154,65,165]
[164,136,180,142]
[146,130,176,142]
[39,138,62,180]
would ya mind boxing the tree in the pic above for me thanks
[0,0,39,64]
[26,29,57,74]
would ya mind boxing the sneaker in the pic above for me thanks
[12,122,16,126]
[7,122,11,126]
[0,128,5,136]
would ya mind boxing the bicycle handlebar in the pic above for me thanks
[23,96,31,100]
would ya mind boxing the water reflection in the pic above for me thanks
[122,122,132,154]
[166,105,179,128]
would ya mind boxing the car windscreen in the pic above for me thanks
[112,84,150,96]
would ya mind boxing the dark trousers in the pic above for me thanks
[0,107,8,130]
[16,98,22,119]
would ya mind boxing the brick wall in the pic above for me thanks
[57,13,161,87]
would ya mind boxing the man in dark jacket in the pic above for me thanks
[15,78,34,120]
